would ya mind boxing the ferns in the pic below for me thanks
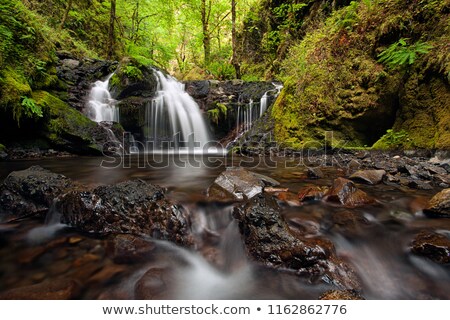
[20,96,43,118]
[378,38,433,69]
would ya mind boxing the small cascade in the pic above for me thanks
[145,71,212,152]
[235,82,283,135]
[86,74,119,123]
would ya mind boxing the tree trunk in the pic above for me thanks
[59,0,73,30]
[107,0,116,59]
[231,0,241,79]
[201,0,211,65]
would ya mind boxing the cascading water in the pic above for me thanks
[145,71,212,152]
[86,74,119,123]
[236,83,283,134]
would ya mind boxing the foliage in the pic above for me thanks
[123,65,144,81]
[207,103,227,124]
[20,96,43,118]
[207,61,234,80]
[372,129,410,149]
[378,39,433,69]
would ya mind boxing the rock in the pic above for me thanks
[0,166,73,220]
[332,210,370,235]
[423,189,450,218]
[298,186,328,202]
[57,180,192,245]
[319,290,364,300]
[0,278,79,299]
[307,167,324,179]
[233,194,360,289]
[407,179,433,190]
[349,169,386,185]
[207,167,280,201]
[109,63,158,100]
[107,234,156,264]
[411,232,450,264]
[134,267,172,299]
[324,178,375,208]
[347,159,361,171]
[275,191,301,206]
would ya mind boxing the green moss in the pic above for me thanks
[272,0,450,150]
[0,143,6,153]
[31,90,101,153]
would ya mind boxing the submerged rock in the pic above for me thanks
[298,185,329,202]
[349,169,386,185]
[423,188,450,218]
[57,180,192,246]
[207,167,280,201]
[325,178,375,208]
[0,278,79,299]
[319,289,364,300]
[307,167,325,179]
[0,166,73,221]
[106,234,156,264]
[233,193,360,290]
[411,232,450,264]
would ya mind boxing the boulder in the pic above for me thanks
[57,180,192,246]
[349,169,386,185]
[207,167,280,201]
[411,232,450,264]
[106,234,156,264]
[319,290,364,300]
[307,167,324,179]
[0,166,73,221]
[423,189,450,218]
[325,178,375,208]
[233,193,360,290]
[298,185,329,202]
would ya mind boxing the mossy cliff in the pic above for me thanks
[269,0,449,149]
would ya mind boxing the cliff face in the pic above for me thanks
[241,0,450,150]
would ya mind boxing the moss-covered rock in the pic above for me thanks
[109,58,157,100]
[272,0,450,150]
[32,90,107,155]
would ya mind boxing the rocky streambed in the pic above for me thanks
[0,151,449,299]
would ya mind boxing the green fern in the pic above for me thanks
[378,38,433,69]
[20,96,43,118]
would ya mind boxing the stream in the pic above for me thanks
[0,155,449,299]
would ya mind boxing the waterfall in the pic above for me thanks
[236,83,283,134]
[145,71,212,152]
[86,74,119,122]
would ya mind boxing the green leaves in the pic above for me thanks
[378,38,433,69]
[20,96,43,118]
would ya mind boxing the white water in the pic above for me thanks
[86,74,119,123]
[236,82,283,134]
[145,71,211,152]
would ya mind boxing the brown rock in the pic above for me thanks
[349,170,386,185]
[207,167,280,201]
[424,188,450,218]
[298,186,328,202]
[319,289,364,300]
[306,167,324,179]
[106,234,156,264]
[0,278,79,299]
[325,178,375,208]
[134,267,172,299]
[411,231,450,264]
[276,191,301,206]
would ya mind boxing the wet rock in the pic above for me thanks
[319,290,364,300]
[0,278,79,299]
[107,234,156,264]
[307,167,324,179]
[207,167,280,201]
[324,178,375,208]
[275,191,301,206]
[407,179,433,190]
[332,210,370,235]
[298,186,328,202]
[347,159,361,172]
[411,232,450,264]
[424,189,450,218]
[0,166,73,220]
[134,267,172,299]
[57,180,192,245]
[233,194,360,289]
[349,170,386,185]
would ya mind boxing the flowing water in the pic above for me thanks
[0,156,448,299]
[144,71,211,152]
[86,74,119,123]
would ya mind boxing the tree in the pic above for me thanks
[59,0,73,30]
[108,0,116,59]
[231,0,241,78]
[201,0,212,65]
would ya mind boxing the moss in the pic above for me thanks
[272,0,450,150]
[31,90,102,154]
[0,67,32,123]
[0,143,6,153]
